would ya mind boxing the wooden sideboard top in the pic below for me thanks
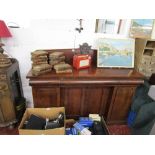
[26,49,144,85]
[27,67,144,80]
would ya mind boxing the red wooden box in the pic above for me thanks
[73,54,91,70]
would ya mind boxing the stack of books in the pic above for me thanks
[31,50,52,76]
[0,53,12,68]
[54,63,72,74]
[31,50,48,67]
[32,64,52,76]
[49,52,65,67]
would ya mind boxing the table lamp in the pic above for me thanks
[0,20,12,68]
[0,20,12,54]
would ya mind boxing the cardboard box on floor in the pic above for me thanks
[18,107,65,135]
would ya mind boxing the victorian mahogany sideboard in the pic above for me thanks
[26,49,144,124]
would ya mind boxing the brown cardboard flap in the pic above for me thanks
[18,127,65,135]
[26,107,65,119]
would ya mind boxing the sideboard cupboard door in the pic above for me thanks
[107,86,136,124]
[83,87,112,117]
[60,87,112,119]
[32,87,60,108]
[60,88,85,119]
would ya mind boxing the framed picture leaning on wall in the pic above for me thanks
[96,38,135,68]
[95,19,122,34]
[130,19,154,38]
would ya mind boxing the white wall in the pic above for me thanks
[2,19,131,107]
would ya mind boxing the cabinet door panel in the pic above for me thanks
[61,87,111,119]
[83,87,111,117]
[32,87,60,108]
[107,86,136,124]
[61,88,84,118]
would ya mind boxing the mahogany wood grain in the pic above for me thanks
[60,87,84,119]
[32,87,60,108]
[107,86,136,124]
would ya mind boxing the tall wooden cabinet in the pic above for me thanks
[0,59,24,127]
[27,49,144,124]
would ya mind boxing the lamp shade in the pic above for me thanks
[0,20,12,37]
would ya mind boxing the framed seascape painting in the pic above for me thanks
[97,38,135,68]
[130,19,154,38]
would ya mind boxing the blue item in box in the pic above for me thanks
[79,121,93,127]
[79,117,93,122]
[79,117,93,127]
[71,127,78,135]
[66,127,78,135]
[66,128,72,135]
[73,122,91,135]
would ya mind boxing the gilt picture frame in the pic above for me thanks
[97,38,135,68]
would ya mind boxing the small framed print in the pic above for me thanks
[130,19,154,38]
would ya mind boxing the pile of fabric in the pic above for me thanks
[0,53,12,68]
